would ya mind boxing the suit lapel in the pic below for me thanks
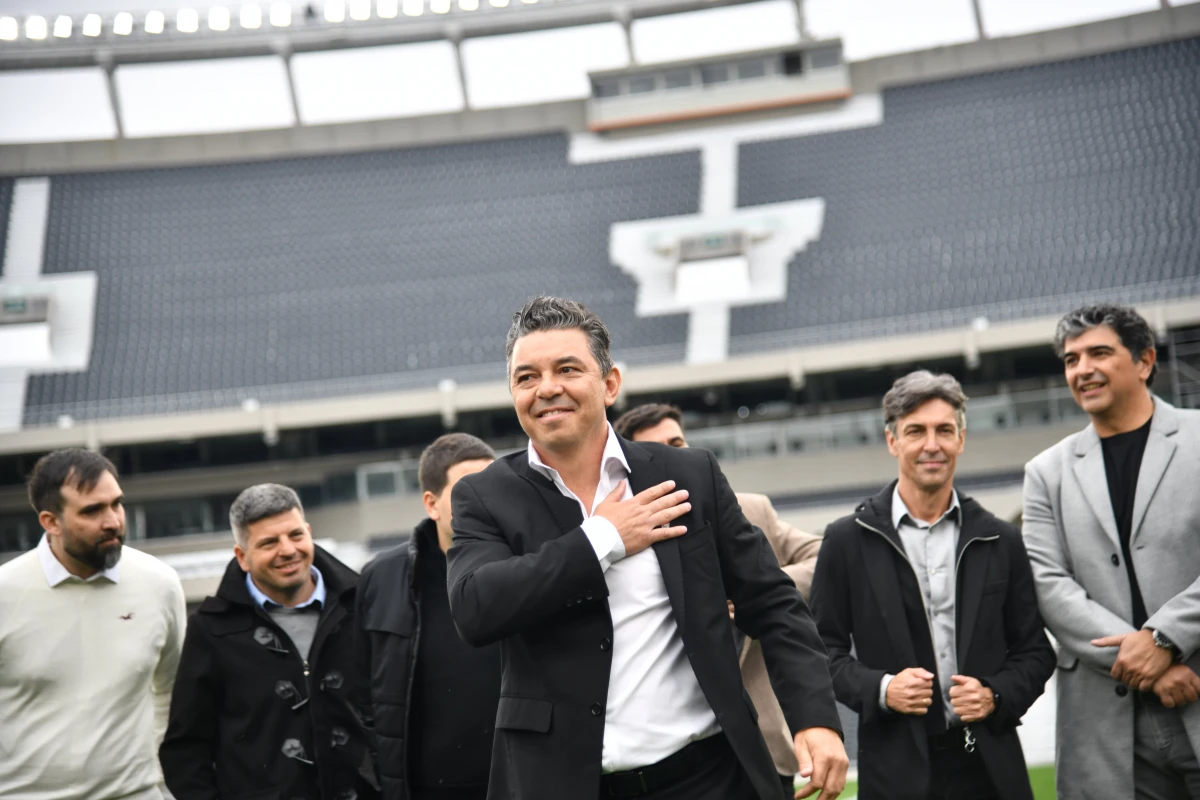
[1071,426,1121,549]
[1131,402,1179,546]
[619,440,687,627]
[513,453,585,534]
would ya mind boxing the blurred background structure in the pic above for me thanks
[1,0,1199,779]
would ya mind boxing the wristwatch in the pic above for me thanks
[1150,628,1182,662]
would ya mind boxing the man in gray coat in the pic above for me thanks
[1024,303,1200,799]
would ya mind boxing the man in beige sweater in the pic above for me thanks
[0,449,186,800]
[614,404,824,797]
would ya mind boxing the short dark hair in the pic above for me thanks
[27,448,119,515]
[418,433,496,496]
[505,296,614,379]
[1053,303,1158,387]
[882,371,968,435]
[613,404,683,440]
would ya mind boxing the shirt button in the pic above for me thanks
[591,703,603,716]
[600,638,611,652]
[1111,554,1120,567]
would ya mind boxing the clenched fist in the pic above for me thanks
[886,667,934,715]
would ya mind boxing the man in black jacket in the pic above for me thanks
[810,371,1055,800]
[357,433,497,800]
[160,483,378,800]
[446,296,847,800]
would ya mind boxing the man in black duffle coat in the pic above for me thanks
[357,433,499,800]
[446,297,847,800]
[160,484,378,800]
[810,372,1055,800]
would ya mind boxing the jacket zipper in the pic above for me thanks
[855,517,998,747]
[402,555,422,792]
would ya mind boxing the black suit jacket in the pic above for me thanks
[809,482,1055,800]
[447,438,841,800]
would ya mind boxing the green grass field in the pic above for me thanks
[798,765,1056,798]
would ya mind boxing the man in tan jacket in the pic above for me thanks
[614,404,823,797]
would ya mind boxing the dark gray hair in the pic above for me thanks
[230,483,303,548]
[882,370,968,435]
[1053,303,1157,387]
[505,296,614,379]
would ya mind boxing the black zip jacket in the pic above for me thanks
[160,546,379,800]
[809,481,1055,800]
[355,524,425,800]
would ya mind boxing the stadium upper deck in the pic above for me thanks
[1,5,1199,457]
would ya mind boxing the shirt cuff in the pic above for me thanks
[879,673,895,712]
[582,516,626,572]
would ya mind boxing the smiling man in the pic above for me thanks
[1024,304,1200,799]
[810,371,1054,800]
[159,483,378,800]
[446,296,846,800]
[0,449,186,800]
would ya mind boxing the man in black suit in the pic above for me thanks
[809,371,1055,800]
[446,296,847,800]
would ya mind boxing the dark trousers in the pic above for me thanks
[780,773,795,798]
[411,787,489,800]
[598,734,761,800]
[926,728,1001,800]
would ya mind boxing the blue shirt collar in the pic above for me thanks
[245,564,325,610]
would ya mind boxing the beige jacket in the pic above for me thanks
[735,491,824,778]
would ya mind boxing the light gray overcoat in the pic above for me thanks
[1023,397,1200,800]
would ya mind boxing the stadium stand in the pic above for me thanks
[733,37,1200,351]
[19,36,1200,428]
[28,139,697,424]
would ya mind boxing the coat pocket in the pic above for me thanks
[495,696,553,733]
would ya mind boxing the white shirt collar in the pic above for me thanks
[37,533,121,587]
[891,485,961,531]
[527,423,631,483]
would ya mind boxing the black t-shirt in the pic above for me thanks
[408,526,502,793]
[1100,417,1153,629]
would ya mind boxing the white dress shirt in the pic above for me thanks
[527,425,721,771]
[878,488,962,725]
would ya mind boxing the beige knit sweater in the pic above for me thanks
[0,542,186,800]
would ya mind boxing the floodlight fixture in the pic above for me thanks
[269,2,291,25]
[430,0,450,12]
[378,0,399,18]
[241,3,263,28]
[177,8,200,32]
[401,0,421,17]
[25,15,48,39]
[349,0,371,20]
[209,6,231,30]
[144,10,165,33]
[0,17,17,41]
[113,11,134,34]
[325,0,346,22]
[82,13,102,35]
[490,0,508,7]
[459,0,478,10]
[521,0,537,4]
[53,15,72,37]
